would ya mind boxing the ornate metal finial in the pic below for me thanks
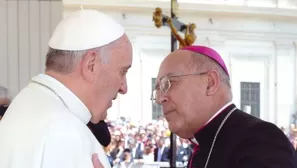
[152,7,163,28]
[165,17,197,49]
[152,2,197,49]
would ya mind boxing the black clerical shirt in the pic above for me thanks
[87,120,111,147]
[188,104,297,168]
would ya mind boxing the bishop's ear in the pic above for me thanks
[81,49,100,82]
[206,70,220,96]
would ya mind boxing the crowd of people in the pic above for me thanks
[282,125,297,150]
[102,117,193,167]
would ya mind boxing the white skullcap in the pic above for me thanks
[49,9,125,51]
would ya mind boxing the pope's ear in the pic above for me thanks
[81,49,99,82]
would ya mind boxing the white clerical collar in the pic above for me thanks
[205,101,233,125]
[31,74,92,124]
[191,101,233,145]
[191,138,199,145]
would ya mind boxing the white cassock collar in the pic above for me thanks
[191,101,233,145]
[31,74,92,124]
[205,101,233,125]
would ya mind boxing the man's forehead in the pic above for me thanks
[114,43,133,68]
[110,34,132,60]
[118,53,132,69]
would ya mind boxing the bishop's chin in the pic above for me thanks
[169,122,192,139]
[174,130,194,139]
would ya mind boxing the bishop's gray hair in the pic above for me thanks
[45,44,111,74]
[190,52,231,88]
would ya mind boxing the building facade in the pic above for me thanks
[1,0,297,129]
[65,0,297,128]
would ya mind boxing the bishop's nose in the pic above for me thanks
[118,79,127,94]
[156,93,168,105]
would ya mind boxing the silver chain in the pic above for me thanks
[31,80,69,109]
[204,107,237,168]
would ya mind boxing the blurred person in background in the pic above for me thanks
[135,133,145,151]
[142,144,155,162]
[118,149,133,168]
[104,143,115,167]
[126,139,144,161]
[0,98,9,120]
[154,138,169,162]
[176,138,191,163]
[111,139,125,164]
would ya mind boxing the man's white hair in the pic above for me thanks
[45,44,111,73]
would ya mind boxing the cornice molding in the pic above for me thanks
[123,25,297,41]
[63,0,297,20]
[275,40,296,49]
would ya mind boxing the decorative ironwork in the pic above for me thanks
[152,0,197,49]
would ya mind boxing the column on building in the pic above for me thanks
[275,42,296,128]
[0,0,63,98]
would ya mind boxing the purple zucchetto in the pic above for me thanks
[181,45,229,77]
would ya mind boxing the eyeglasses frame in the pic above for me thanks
[151,71,209,102]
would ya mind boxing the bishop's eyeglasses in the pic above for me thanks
[151,71,208,103]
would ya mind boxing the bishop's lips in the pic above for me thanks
[163,109,175,116]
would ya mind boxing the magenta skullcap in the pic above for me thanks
[181,45,229,77]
